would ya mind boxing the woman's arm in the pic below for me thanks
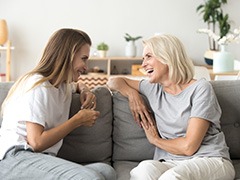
[26,108,100,152]
[73,81,96,110]
[142,117,210,156]
[107,77,140,97]
[107,77,154,127]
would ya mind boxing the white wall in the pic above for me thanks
[0,0,240,80]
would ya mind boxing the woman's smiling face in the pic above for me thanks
[72,44,90,82]
[142,46,168,83]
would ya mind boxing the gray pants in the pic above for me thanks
[0,147,116,180]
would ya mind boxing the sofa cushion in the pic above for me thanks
[0,82,14,127]
[57,86,113,164]
[210,80,240,159]
[113,161,139,180]
[112,91,155,162]
[232,160,240,179]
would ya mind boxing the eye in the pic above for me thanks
[144,54,152,61]
[81,56,88,63]
[146,54,151,59]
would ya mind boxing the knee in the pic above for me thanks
[159,169,188,180]
[87,162,116,180]
[158,170,177,180]
[102,164,116,180]
[130,160,158,180]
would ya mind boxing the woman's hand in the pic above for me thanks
[141,121,159,145]
[75,81,96,109]
[80,90,96,110]
[73,109,100,127]
[128,91,154,128]
[107,77,154,127]
[141,118,210,156]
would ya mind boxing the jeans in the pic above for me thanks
[0,147,116,180]
[130,157,235,180]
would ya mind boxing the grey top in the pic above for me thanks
[139,78,230,161]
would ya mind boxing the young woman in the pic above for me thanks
[0,28,116,180]
[107,34,235,180]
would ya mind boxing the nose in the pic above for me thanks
[141,58,147,68]
[84,62,88,71]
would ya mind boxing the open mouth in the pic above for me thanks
[146,69,154,75]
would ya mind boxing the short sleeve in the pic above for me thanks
[139,79,160,96]
[16,86,48,127]
[190,81,221,125]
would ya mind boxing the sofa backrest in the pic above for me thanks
[58,86,113,165]
[0,82,14,127]
[210,80,240,159]
[112,91,155,162]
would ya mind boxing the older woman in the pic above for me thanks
[107,34,235,180]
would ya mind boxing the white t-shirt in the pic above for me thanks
[0,74,73,160]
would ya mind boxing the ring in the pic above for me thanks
[92,101,94,104]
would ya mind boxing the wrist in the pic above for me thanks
[81,88,91,94]
[76,82,90,93]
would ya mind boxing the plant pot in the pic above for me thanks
[0,19,8,45]
[213,45,234,73]
[204,49,218,66]
[98,50,107,58]
[125,41,136,57]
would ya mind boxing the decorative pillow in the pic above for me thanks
[57,86,113,164]
[112,91,154,162]
[210,80,240,159]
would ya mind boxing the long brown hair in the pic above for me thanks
[1,28,91,112]
[30,28,91,87]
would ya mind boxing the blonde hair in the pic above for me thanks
[1,28,91,114]
[143,34,194,84]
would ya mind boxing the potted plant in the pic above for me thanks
[124,33,142,42]
[197,0,240,71]
[196,0,231,65]
[97,42,109,58]
[124,33,142,57]
[197,0,232,51]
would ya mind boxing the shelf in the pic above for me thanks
[0,46,15,50]
[203,65,240,80]
[87,56,143,76]
[208,69,239,80]
[89,56,143,60]
[0,40,14,81]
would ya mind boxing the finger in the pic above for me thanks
[132,111,142,127]
[82,97,96,109]
[91,100,97,110]
[145,111,154,125]
[139,112,149,129]
[141,121,147,131]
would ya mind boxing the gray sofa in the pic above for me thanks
[0,80,240,179]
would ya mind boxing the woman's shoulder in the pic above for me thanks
[140,79,162,94]
[195,78,212,89]
[26,74,43,83]
[191,78,214,96]
[15,74,52,95]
